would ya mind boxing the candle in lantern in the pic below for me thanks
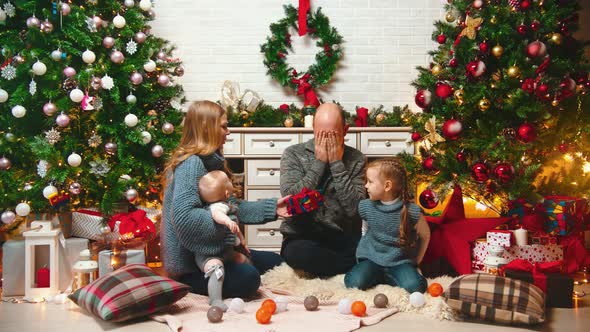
[37,267,50,288]
[304,115,314,128]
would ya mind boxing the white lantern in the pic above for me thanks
[23,221,61,302]
[71,249,98,291]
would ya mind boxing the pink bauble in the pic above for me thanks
[43,102,58,116]
[151,145,164,157]
[526,41,547,58]
[130,72,143,85]
[93,16,103,28]
[40,19,54,33]
[415,90,432,108]
[111,50,125,64]
[63,67,76,77]
[56,113,71,127]
[157,50,167,60]
[134,31,147,43]
[158,74,170,86]
[60,3,71,16]
[27,16,41,28]
[162,122,175,134]
[442,119,463,140]
[103,36,115,49]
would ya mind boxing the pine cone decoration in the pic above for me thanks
[62,78,77,93]
[502,128,516,139]
[154,98,171,113]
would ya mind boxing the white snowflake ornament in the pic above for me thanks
[170,97,182,110]
[29,79,37,95]
[126,40,137,55]
[37,160,49,178]
[3,2,15,17]
[1,64,16,80]
[45,128,61,145]
[101,74,114,90]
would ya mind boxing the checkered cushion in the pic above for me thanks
[443,274,545,325]
[68,263,190,322]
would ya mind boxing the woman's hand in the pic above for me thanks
[276,195,292,218]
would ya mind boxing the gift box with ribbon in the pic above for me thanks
[98,249,146,277]
[487,230,513,247]
[542,196,587,236]
[472,240,564,272]
[501,259,573,308]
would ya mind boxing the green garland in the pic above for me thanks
[260,4,343,92]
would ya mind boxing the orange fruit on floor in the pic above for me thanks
[351,301,367,317]
[262,299,277,315]
[256,308,272,324]
[427,282,444,297]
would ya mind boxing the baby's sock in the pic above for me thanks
[206,265,228,311]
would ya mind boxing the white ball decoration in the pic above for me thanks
[126,94,137,104]
[82,49,96,64]
[125,0,135,7]
[338,299,352,315]
[0,88,9,103]
[11,105,26,118]
[43,185,58,199]
[275,296,289,313]
[15,202,31,217]
[1,211,16,225]
[141,131,152,144]
[125,188,139,202]
[113,14,126,28]
[143,60,156,72]
[70,88,84,103]
[67,153,82,167]
[51,49,62,61]
[124,113,139,127]
[119,174,132,182]
[229,298,245,313]
[409,292,425,308]
[32,61,47,75]
[139,0,152,11]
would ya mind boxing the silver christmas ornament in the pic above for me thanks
[105,142,118,155]
[162,122,174,134]
[125,0,135,8]
[26,16,40,28]
[1,210,16,224]
[40,19,54,33]
[51,49,63,61]
[125,188,138,202]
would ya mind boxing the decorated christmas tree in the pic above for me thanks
[404,0,590,211]
[0,0,185,232]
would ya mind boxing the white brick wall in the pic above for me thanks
[150,0,445,111]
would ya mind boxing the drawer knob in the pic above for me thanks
[385,141,392,147]
[269,170,276,176]
[269,141,275,147]
[269,230,275,236]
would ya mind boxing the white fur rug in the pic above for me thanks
[261,263,458,321]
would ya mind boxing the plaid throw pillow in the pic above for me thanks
[443,274,545,325]
[68,263,190,322]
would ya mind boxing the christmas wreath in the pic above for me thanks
[260,4,343,107]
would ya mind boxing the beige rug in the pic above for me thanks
[261,263,458,321]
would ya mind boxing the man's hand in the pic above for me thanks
[314,131,329,163]
[326,131,344,162]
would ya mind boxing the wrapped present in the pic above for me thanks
[505,199,545,232]
[472,240,563,272]
[1,237,89,296]
[487,230,513,247]
[98,249,146,277]
[501,259,573,308]
[529,231,558,245]
[286,187,324,215]
[72,209,111,241]
[542,196,585,236]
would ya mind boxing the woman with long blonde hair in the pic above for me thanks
[162,101,289,304]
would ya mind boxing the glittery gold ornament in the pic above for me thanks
[490,16,497,24]
[147,110,157,116]
[375,113,386,124]
[507,66,521,78]
[492,45,504,58]
[283,117,294,127]
[576,84,585,93]
[431,64,442,76]
[454,89,464,105]
[479,98,491,111]
[550,33,562,45]
[551,99,559,107]
[239,110,249,119]
[445,12,456,23]
[521,154,532,166]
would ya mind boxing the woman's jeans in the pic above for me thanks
[344,259,427,293]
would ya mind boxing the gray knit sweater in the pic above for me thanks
[162,154,277,276]
[356,199,422,267]
[280,139,366,237]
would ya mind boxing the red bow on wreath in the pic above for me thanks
[299,0,311,36]
[291,73,320,107]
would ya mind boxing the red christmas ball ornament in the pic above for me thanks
[560,77,576,92]
[466,60,486,78]
[526,41,547,58]
[517,24,527,35]
[558,143,569,153]
[449,58,458,68]
[520,0,530,9]
[415,90,432,108]
[442,119,463,140]
[521,78,536,94]
[479,41,489,53]
[422,156,436,171]
[411,132,422,142]
[437,34,447,44]
[517,123,537,143]
[456,151,467,162]
[493,163,515,183]
[536,83,550,98]
[419,189,439,209]
[530,20,540,31]
[435,82,454,99]
[471,162,490,183]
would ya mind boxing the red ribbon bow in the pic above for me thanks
[299,0,311,36]
[108,209,156,240]
[290,73,320,107]
[500,259,562,292]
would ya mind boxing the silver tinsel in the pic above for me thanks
[29,79,37,95]
[86,17,97,32]
[93,96,103,110]
[3,2,15,17]
[89,159,110,177]
[37,160,49,178]
[170,97,182,110]
[126,40,138,55]
[1,64,16,80]
[88,133,102,147]
[45,128,61,145]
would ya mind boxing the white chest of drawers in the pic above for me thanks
[224,127,413,251]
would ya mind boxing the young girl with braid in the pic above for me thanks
[344,158,430,293]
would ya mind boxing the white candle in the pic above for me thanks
[514,228,528,246]
[304,114,314,128]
